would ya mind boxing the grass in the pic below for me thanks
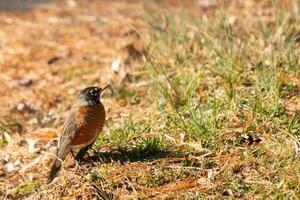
[93,117,166,162]
[7,181,41,199]
[0,0,300,199]
[137,1,300,198]
[93,1,300,197]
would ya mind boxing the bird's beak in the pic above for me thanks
[102,84,110,91]
[100,84,110,94]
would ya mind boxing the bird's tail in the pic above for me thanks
[48,158,62,184]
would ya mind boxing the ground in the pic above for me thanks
[0,0,299,199]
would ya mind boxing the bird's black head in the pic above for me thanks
[79,85,109,104]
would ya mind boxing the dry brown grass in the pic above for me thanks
[0,0,299,199]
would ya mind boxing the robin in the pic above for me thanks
[48,85,109,183]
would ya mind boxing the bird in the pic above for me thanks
[48,85,109,183]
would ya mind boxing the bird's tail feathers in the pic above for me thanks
[48,158,62,184]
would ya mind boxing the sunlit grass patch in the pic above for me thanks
[95,117,167,161]
[96,117,151,147]
[138,2,300,198]
[7,181,41,199]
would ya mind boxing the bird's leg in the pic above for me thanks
[71,150,76,159]
[71,150,82,169]
[75,143,94,162]
[71,150,87,179]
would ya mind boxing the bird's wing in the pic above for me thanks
[56,107,78,158]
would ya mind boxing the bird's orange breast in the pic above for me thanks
[70,103,105,149]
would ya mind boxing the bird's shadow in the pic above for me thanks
[79,147,179,165]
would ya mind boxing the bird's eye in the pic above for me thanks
[89,89,98,96]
